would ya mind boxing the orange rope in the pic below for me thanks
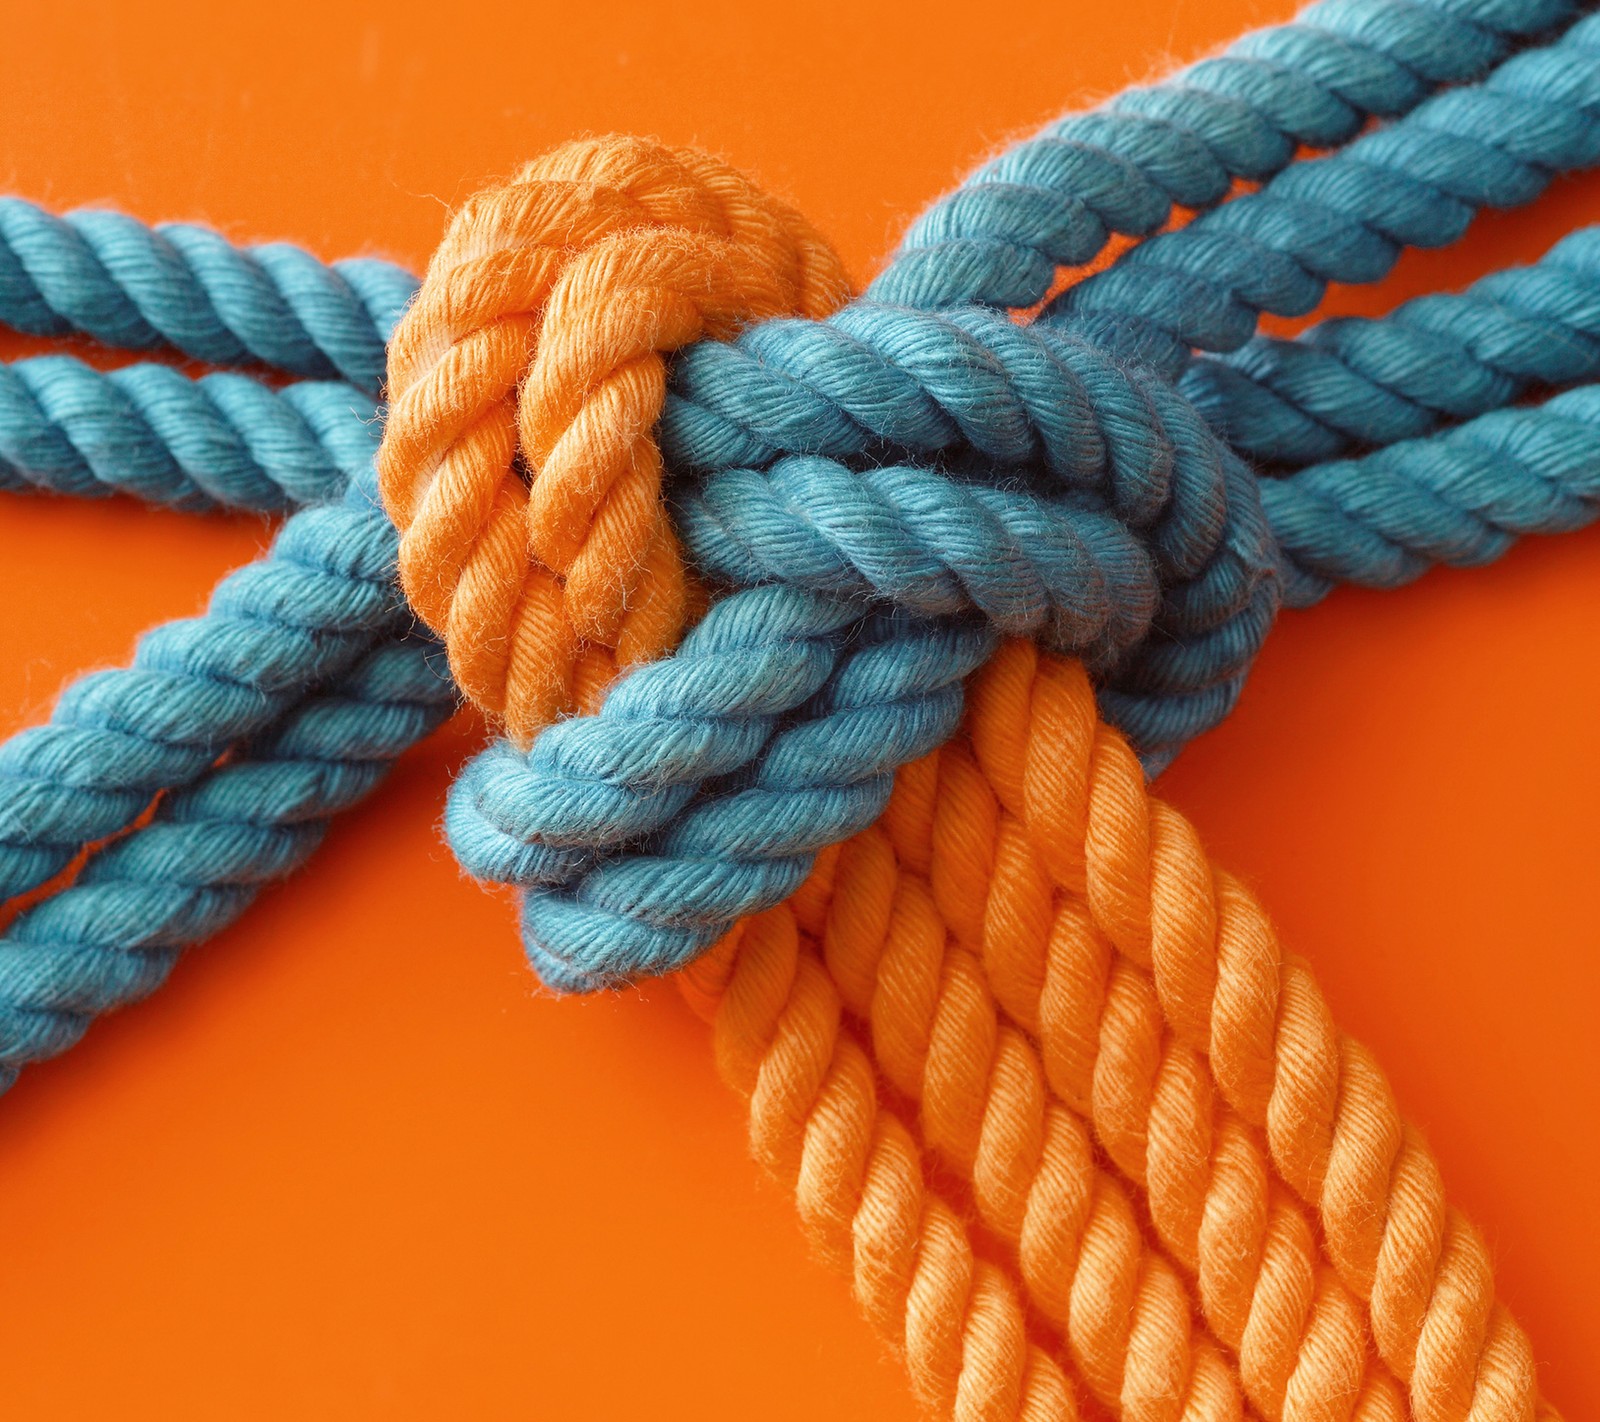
[682,910,1082,1422]
[379,136,849,741]
[919,643,1548,1422]
[791,829,1402,1422]
[690,904,1255,1422]
[681,646,1555,1422]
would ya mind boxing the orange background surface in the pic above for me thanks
[0,1,1595,1417]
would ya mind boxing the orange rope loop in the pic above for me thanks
[379,135,849,741]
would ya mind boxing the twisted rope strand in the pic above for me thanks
[0,634,454,1078]
[669,327,1268,624]
[0,199,412,395]
[771,825,1402,1422]
[869,0,1578,310]
[1261,383,1600,605]
[957,642,1555,1422]
[0,354,376,511]
[672,453,1159,655]
[681,908,1085,1422]
[454,602,998,991]
[1047,12,1600,374]
[1180,226,1600,466]
[0,459,398,906]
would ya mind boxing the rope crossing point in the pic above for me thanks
[441,7,1600,995]
[0,0,1593,1416]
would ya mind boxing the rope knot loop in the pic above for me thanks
[378,135,851,741]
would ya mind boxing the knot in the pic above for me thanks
[378,136,850,741]
[443,284,1288,992]
[664,308,1284,766]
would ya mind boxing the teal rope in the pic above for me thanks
[0,463,405,904]
[1181,225,1600,465]
[1266,383,1600,603]
[0,205,412,396]
[0,356,375,511]
[868,0,1578,308]
[0,634,453,1078]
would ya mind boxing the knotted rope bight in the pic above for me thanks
[378,137,850,741]
[0,0,1592,1417]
